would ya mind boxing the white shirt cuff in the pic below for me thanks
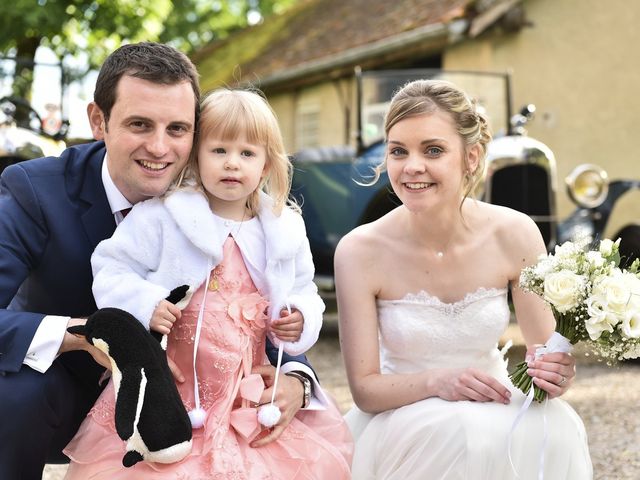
[23,315,69,373]
[281,361,328,411]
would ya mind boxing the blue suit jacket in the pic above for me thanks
[0,141,308,381]
[0,142,111,382]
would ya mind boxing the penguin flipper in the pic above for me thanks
[115,366,144,440]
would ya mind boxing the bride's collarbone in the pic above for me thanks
[394,264,504,297]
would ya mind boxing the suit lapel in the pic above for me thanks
[78,146,116,249]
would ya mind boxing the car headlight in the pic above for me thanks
[565,164,609,209]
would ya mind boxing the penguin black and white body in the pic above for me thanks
[68,305,193,467]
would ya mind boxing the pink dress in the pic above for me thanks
[64,237,353,479]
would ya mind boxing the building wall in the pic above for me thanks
[444,0,640,229]
[267,0,640,237]
[269,78,355,154]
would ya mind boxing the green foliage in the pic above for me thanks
[2,0,172,67]
[0,0,297,87]
[159,0,296,55]
[195,8,296,92]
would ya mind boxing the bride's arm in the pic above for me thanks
[507,213,576,397]
[335,229,511,414]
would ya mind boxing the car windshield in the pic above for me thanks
[359,70,511,148]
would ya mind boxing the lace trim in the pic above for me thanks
[378,287,508,315]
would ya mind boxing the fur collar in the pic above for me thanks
[164,189,305,262]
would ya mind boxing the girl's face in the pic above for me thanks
[198,133,267,218]
[386,110,474,213]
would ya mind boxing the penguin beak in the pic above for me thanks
[67,325,87,337]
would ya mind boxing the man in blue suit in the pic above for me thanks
[0,42,317,479]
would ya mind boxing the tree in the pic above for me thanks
[159,0,297,55]
[0,0,296,99]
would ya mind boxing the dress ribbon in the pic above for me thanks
[230,374,266,440]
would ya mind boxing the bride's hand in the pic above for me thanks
[434,368,512,404]
[526,351,575,398]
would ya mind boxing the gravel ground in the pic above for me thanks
[43,335,640,480]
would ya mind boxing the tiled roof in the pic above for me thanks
[193,0,475,92]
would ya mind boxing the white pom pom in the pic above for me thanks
[257,404,281,428]
[188,407,206,428]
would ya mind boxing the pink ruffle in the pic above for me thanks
[227,292,269,339]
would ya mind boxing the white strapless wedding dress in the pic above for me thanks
[346,288,592,480]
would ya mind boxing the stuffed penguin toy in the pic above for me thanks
[68,286,193,468]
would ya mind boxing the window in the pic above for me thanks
[296,102,320,150]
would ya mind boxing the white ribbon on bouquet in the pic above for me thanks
[507,331,573,479]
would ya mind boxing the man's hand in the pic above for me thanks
[250,364,304,447]
[62,317,111,369]
[168,356,185,383]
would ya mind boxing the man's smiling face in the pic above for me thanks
[90,75,196,204]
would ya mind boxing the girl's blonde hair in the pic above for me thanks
[375,79,492,202]
[175,87,297,216]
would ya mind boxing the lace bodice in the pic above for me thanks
[377,287,510,377]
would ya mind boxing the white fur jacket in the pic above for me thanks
[91,189,324,355]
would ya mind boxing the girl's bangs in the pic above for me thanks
[202,96,268,145]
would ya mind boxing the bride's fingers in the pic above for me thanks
[527,363,573,383]
[538,351,574,365]
[532,376,566,398]
[527,366,571,393]
[463,375,511,403]
[531,353,576,378]
[459,385,493,402]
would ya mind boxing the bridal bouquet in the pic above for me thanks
[509,238,640,402]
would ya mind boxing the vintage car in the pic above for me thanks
[0,56,68,174]
[291,69,640,290]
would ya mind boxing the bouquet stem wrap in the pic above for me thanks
[509,329,575,402]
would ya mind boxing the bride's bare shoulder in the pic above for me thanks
[468,201,546,266]
[335,208,400,261]
[469,200,539,236]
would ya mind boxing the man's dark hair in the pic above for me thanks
[94,42,200,126]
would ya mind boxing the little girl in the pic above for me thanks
[63,88,353,478]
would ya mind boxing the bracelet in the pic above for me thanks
[285,371,311,409]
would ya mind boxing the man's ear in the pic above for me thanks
[67,325,87,337]
[87,102,106,141]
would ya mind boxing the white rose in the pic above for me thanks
[599,238,614,256]
[595,274,632,317]
[543,270,585,313]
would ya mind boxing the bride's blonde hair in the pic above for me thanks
[374,79,492,202]
[173,87,298,216]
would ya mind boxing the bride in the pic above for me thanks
[334,79,592,479]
